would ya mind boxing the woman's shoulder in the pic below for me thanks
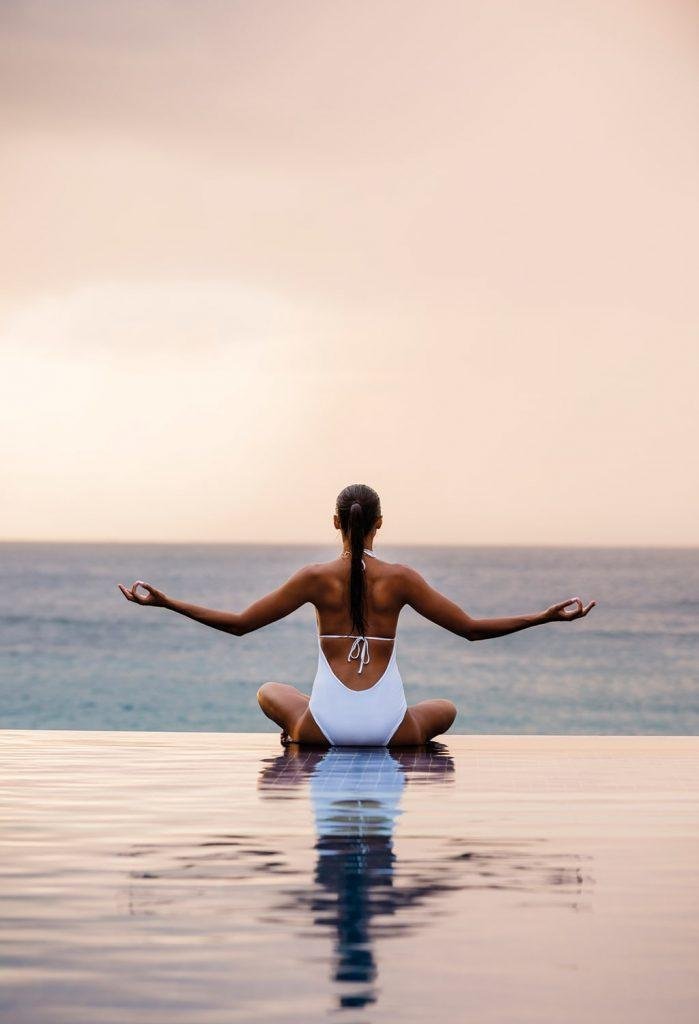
[370,560,429,604]
[370,556,422,578]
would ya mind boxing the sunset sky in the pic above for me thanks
[1,0,698,545]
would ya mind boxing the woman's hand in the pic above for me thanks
[543,596,596,622]
[118,581,168,608]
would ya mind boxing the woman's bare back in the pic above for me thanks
[311,553,406,691]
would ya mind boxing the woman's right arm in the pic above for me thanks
[117,567,315,637]
[400,566,595,640]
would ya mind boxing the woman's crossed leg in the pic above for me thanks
[257,681,456,748]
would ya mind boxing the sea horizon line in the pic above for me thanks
[1,539,697,551]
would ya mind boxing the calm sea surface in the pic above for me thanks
[1,543,697,734]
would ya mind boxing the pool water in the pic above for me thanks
[1,731,698,1023]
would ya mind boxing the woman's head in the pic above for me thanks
[333,484,382,635]
[333,483,382,541]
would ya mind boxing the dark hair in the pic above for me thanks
[335,483,382,635]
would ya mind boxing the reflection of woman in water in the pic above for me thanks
[119,748,587,1016]
[119,482,595,747]
[258,744,456,1011]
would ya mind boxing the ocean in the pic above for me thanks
[1,543,697,734]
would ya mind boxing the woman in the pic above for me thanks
[118,483,595,747]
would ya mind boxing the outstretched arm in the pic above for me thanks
[118,566,315,636]
[401,567,595,641]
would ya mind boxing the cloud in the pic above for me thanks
[0,279,310,359]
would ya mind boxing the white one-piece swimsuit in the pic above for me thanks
[309,550,408,747]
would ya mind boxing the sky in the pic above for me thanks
[1,0,698,545]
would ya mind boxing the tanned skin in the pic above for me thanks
[118,514,596,747]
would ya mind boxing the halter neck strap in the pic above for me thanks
[340,547,376,570]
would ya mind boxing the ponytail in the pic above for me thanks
[335,483,382,637]
[348,501,367,635]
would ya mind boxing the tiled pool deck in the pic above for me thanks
[1,731,698,1023]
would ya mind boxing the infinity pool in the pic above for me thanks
[1,732,697,1023]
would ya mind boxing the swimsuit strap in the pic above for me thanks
[318,633,396,674]
[339,548,377,571]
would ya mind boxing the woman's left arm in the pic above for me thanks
[118,566,316,636]
[468,596,596,640]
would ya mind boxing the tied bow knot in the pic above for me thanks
[347,635,371,674]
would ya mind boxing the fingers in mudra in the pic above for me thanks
[118,581,159,605]
[552,596,596,620]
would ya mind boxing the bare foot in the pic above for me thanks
[280,728,291,747]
